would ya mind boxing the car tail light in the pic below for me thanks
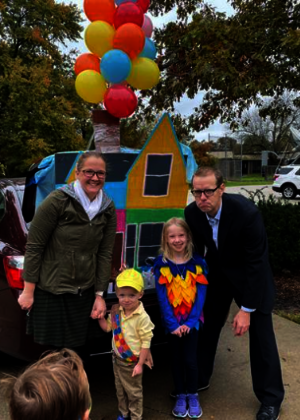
[273,175,279,181]
[3,256,25,289]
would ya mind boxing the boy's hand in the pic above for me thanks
[90,296,106,319]
[132,363,143,377]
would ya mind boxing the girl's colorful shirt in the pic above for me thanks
[154,254,208,333]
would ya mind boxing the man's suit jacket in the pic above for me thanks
[185,193,275,314]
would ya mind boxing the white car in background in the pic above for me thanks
[272,166,300,199]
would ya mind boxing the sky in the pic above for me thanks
[63,0,234,140]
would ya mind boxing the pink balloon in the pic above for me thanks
[104,85,138,118]
[142,14,153,38]
[114,2,144,29]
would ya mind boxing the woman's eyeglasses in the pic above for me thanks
[191,186,220,198]
[82,170,106,179]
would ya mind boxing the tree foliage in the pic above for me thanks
[190,140,217,166]
[232,92,300,155]
[0,0,92,176]
[146,0,300,133]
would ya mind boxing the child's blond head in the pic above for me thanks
[161,217,193,261]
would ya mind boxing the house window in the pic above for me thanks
[125,224,137,268]
[144,154,173,196]
[138,223,164,267]
[111,232,123,279]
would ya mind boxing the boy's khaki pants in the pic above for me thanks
[113,354,143,420]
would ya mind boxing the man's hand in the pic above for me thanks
[90,295,106,319]
[232,309,250,336]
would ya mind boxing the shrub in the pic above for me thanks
[244,189,300,273]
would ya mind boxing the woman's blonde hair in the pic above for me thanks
[1,348,91,420]
[160,217,193,261]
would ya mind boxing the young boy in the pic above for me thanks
[1,348,91,420]
[99,268,154,420]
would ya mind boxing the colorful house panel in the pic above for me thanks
[126,114,189,209]
[125,209,184,269]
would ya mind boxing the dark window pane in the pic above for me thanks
[295,168,300,176]
[138,245,160,267]
[147,155,172,175]
[126,225,136,247]
[139,223,163,246]
[126,248,135,268]
[144,175,169,196]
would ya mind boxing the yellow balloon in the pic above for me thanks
[127,57,160,90]
[75,70,107,104]
[85,21,115,58]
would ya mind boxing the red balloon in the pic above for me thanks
[114,2,144,29]
[137,0,150,13]
[74,53,100,75]
[104,85,138,118]
[84,0,115,24]
[113,23,145,59]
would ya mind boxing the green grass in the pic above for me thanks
[225,175,273,187]
[226,179,273,187]
[275,311,300,325]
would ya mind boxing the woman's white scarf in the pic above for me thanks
[74,180,103,220]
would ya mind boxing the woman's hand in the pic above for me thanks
[90,295,106,319]
[18,282,36,311]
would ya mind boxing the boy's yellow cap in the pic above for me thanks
[116,269,144,292]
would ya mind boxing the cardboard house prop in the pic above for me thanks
[22,113,197,290]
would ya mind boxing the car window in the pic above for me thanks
[295,168,300,176]
[0,189,5,222]
[277,167,293,175]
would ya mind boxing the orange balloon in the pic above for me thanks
[113,23,145,60]
[84,0,115,24]
[74,53,100,75]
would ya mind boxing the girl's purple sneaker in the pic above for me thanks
[187,393,202,418]
[172,393,188,418]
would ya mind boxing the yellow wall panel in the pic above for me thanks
[127,115,189,209]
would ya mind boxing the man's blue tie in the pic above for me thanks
[208,218,217,227]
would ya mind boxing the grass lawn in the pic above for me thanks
[276,311,300,325]
[225,175,273,187]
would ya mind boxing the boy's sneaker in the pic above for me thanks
[187,393,203,418]
[172,394,188,418]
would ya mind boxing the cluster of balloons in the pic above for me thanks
[75,0,160,118]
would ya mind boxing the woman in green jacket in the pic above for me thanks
[18,151,117,350]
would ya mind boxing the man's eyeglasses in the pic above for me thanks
[82,170,106,179]
[191,186,220,198]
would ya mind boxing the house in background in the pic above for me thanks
[22,114,195,284]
